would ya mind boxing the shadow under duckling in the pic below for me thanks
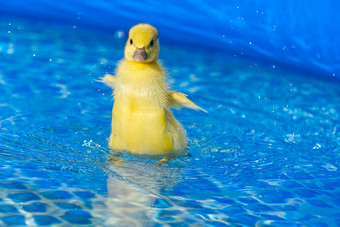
[101,23,206,166]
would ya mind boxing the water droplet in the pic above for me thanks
[100,58,108,64]
[273,65,276,69]
[7,43,14,54]
[115,30,124,39]
[49,59,52,61]
[313,143,321,150]
[249,41,252,45]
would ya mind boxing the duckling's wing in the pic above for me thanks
[167,91,207,112]
[100,74,116,89]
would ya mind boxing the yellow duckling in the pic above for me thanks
[102,23,206,165]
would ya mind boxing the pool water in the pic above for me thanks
[1,18,340,226]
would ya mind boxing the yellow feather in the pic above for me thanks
[167,91,207,113]
[100,74,116,89]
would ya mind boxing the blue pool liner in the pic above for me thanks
[0,0,339,79]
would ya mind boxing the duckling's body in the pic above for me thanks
[102,24,205,164]
[109,60,186,156]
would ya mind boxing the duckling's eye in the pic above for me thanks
[130,39,133,45]
[149,39,154,47]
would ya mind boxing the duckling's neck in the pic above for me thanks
[114,59,168,105]
[119,59,164,78]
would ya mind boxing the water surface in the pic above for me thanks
[0,19,340,226]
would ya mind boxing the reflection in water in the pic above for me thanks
[104,160,181,226]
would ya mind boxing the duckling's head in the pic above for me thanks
[124,24,159,63]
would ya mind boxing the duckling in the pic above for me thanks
[101,23,206,166]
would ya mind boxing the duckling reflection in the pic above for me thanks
[104,158,182,226]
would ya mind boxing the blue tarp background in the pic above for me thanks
[1,0,339,78]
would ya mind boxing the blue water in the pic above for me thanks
[1,6,340,227]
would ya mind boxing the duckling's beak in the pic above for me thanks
[132,47,147,62]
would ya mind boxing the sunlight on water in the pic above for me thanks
[0,18,339,226]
